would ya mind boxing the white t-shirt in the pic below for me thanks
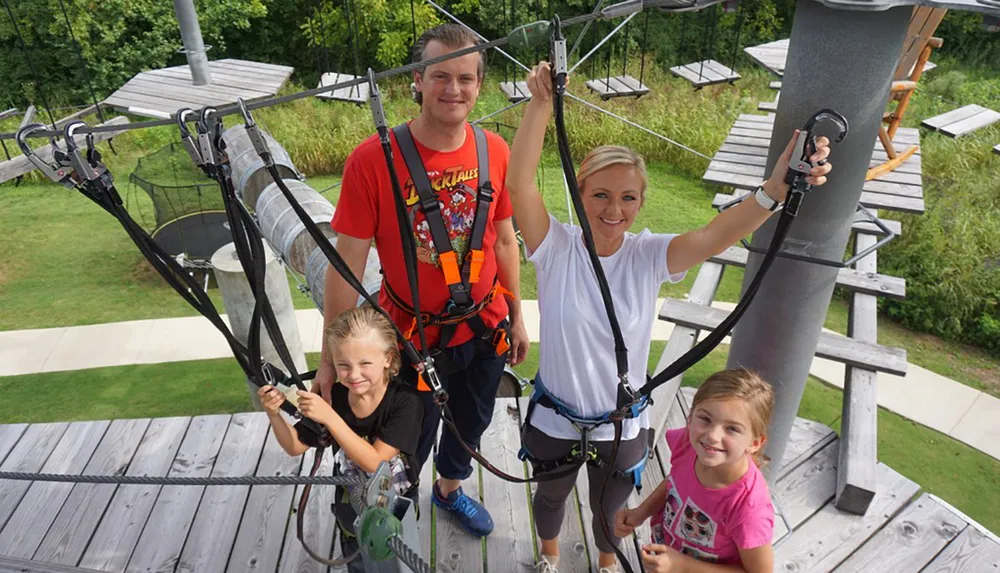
[527,215,686,441]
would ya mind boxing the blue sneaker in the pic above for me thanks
[431,482,494,537]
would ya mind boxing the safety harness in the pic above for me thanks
[540,18,850,573]
[386,123,512,361]
[518,375,650,489]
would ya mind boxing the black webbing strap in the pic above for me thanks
[464,125,494,288]
[552,88,632,402]
[63,164,325,438]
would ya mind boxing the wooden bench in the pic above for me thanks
[499,80,530,103]
[921,104,1000,138]
[669,60,740,88]
[709,246,906,299]
[316,72,369,104]
[712,192,904,236]
[659,299,908,376]
[584,75,651,99]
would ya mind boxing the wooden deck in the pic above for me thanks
[744,39,935,78]
[1,388,998,572]
[704,114,925,214]
[104,59,293,120]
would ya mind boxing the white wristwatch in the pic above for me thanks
[753,185,782,212]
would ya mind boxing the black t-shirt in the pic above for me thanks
[295,380,424,488]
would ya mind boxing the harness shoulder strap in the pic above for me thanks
[391,124,472,307]
[465,126,493,286]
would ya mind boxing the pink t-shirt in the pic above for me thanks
[650,428,774,565]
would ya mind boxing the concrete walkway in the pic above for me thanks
[2,300,998,462]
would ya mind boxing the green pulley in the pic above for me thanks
[358,505,402,561]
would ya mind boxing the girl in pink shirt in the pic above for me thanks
[614,369,776,573]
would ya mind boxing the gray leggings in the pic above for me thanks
[524,424,649,554]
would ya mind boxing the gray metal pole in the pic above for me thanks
[173,0,212,86]
[726,0,911,478]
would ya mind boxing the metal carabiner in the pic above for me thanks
[549,15,568,94]
[176,108,203,166]
[196,106,219,166]
[85,131,101,166]
[785,109,848,189]
[63,121,99,182]
[15,123,77,189]
[236,97,272,165]
[367,68,390,145]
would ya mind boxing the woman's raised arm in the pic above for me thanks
[505,62,558,253]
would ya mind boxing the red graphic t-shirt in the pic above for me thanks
[331,123,513,349]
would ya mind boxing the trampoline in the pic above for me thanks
[150,211,232,260]
[130,142,232,261]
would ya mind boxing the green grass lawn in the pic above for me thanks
[4,150,1000,399]
[2,345,997,535]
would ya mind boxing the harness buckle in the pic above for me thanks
[418,359,449,405]
[466,249,486,284]
[438,251,462,286]
[490,326,510,356]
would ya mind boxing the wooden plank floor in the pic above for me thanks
[1,391,998,572]
[704,114,925,215]
[104,59,293,119]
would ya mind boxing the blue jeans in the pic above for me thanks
[399,321,509,481]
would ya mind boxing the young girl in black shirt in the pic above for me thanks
[259,305,424,567]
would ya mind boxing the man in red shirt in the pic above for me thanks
[315,24,529,538]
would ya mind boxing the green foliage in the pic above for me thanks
[877,65,1000,356]
[936,11,1000,66]
[301,0,441,72]
[0,0,266,108]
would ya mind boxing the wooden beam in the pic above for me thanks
[19,105,36,128]
[0,555,109,573]
[52,105,102,130]
[708,246,906,299]
[0,116,129,185]
[836,232,881,515]
[649,261,725,440]
[712,193,904,235]
[659,299,908,376]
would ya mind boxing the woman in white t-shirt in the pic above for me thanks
[505,62,833,573]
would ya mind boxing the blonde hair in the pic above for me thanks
[324,305,401,378]
[576,145,649,203]
[690,368,775,467]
